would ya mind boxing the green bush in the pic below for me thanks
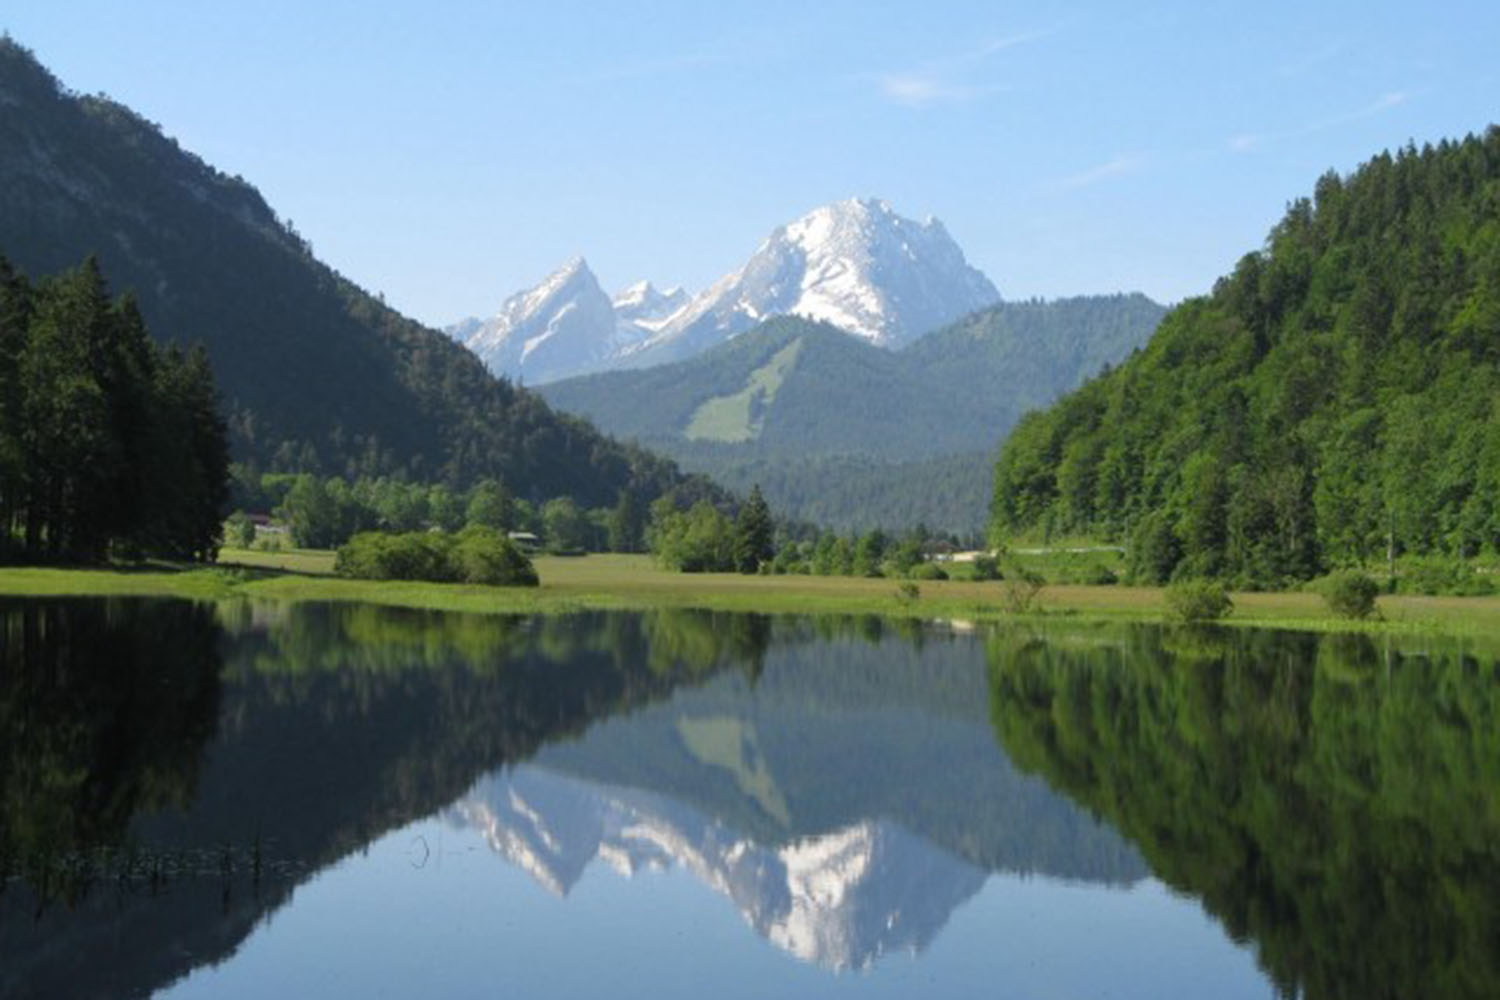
[1080,564,1119,586]
[1318,570,1381,619]
[336,528,538,586]
[452,526,539,586]
[224,510,256,548]
[908,562,949,581]
[253,534,284,552]
[1051,559,1119,586]
[1396,557,1496,596]
[1000,564,1046,614]
[335,532,452,582]
[1164,579,1233,623]
[971,555,1002,581]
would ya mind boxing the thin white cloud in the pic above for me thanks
[872,27,1056,108]
[1227,90,1411,152]
[1362,90,1410,114]
[879,74,1009,108]
[1052,154,1145,191]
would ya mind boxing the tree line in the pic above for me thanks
[0,255,227,563]
[233,469,650,555]
[646,486,960,579]
[992,128,1500,588]
[0,38,722,512]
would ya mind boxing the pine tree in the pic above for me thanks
[733,485,774,574]
[607,489,643,553]
[0,256,228,563]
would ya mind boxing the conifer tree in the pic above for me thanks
[733,485,774,574]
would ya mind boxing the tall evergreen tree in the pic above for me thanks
[607,489,644,553]
[0,256,229,563]
[733,485,775,574]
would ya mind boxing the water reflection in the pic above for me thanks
[988,625,1500,1000]
[443,623,1142,970]
[454,768,988,969]
[0,601,1494,998]
[0,599,223,896]
[1,602,768,999]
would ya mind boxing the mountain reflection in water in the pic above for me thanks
[0,599,1495,999]
[453,768,988,970]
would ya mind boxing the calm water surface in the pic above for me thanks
[1,599,1495,998]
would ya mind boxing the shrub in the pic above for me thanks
[1164,579,1233,622]
[1001,565,1045,614]
[1079,564,1119,586]
[1318,570,1381,619]
[908,562,949,581]
[1052,559,1119,586]
[336,528,538,586]
[894,581,921,604]
[336,532,452,582]
[1395,557,1495,596]
[971,555,1002,581]
[225,510,256,548]
[452,526,539,586]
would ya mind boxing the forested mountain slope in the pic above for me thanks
[542,296,1164,533]
[993,129,1500,585]
[544,317,994,460]
[0,39,704,507]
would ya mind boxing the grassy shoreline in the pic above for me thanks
[0,549,1496,638]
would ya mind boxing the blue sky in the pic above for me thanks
[4,1,1497,326]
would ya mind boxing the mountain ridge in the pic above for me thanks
[0,37,712,506]
[540,294,1166,531]
[452,197,1000,383]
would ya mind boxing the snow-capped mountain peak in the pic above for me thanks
[612,280,690,333]
[446,257,621,384]
[449,197,999,382]
[622,197,1000,367]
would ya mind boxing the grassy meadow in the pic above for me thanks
[0,547,1497,639]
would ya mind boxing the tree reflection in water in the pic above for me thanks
[989,625,1500,1000]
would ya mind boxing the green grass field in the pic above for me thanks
[0,548,1496,638]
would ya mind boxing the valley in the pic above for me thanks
[1,9,1498,999]
[540,296,1165,533]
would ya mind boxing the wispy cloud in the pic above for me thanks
[873,28,1055,108]
[1051,154,1146,191]
[879,75,1008,107]
[1228,90,1411,152]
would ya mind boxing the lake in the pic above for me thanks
[1,599,1495,998]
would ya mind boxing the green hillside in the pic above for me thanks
[543,316,997,460]
[993,129,1500,585]
[542,297,1164,533]
[671,448,995,536]
[0,39,707,508]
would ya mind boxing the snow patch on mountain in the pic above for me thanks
[624,198,999,366]
[445,257,620,384]
[447,264,698,383]
[449,197,998,382]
